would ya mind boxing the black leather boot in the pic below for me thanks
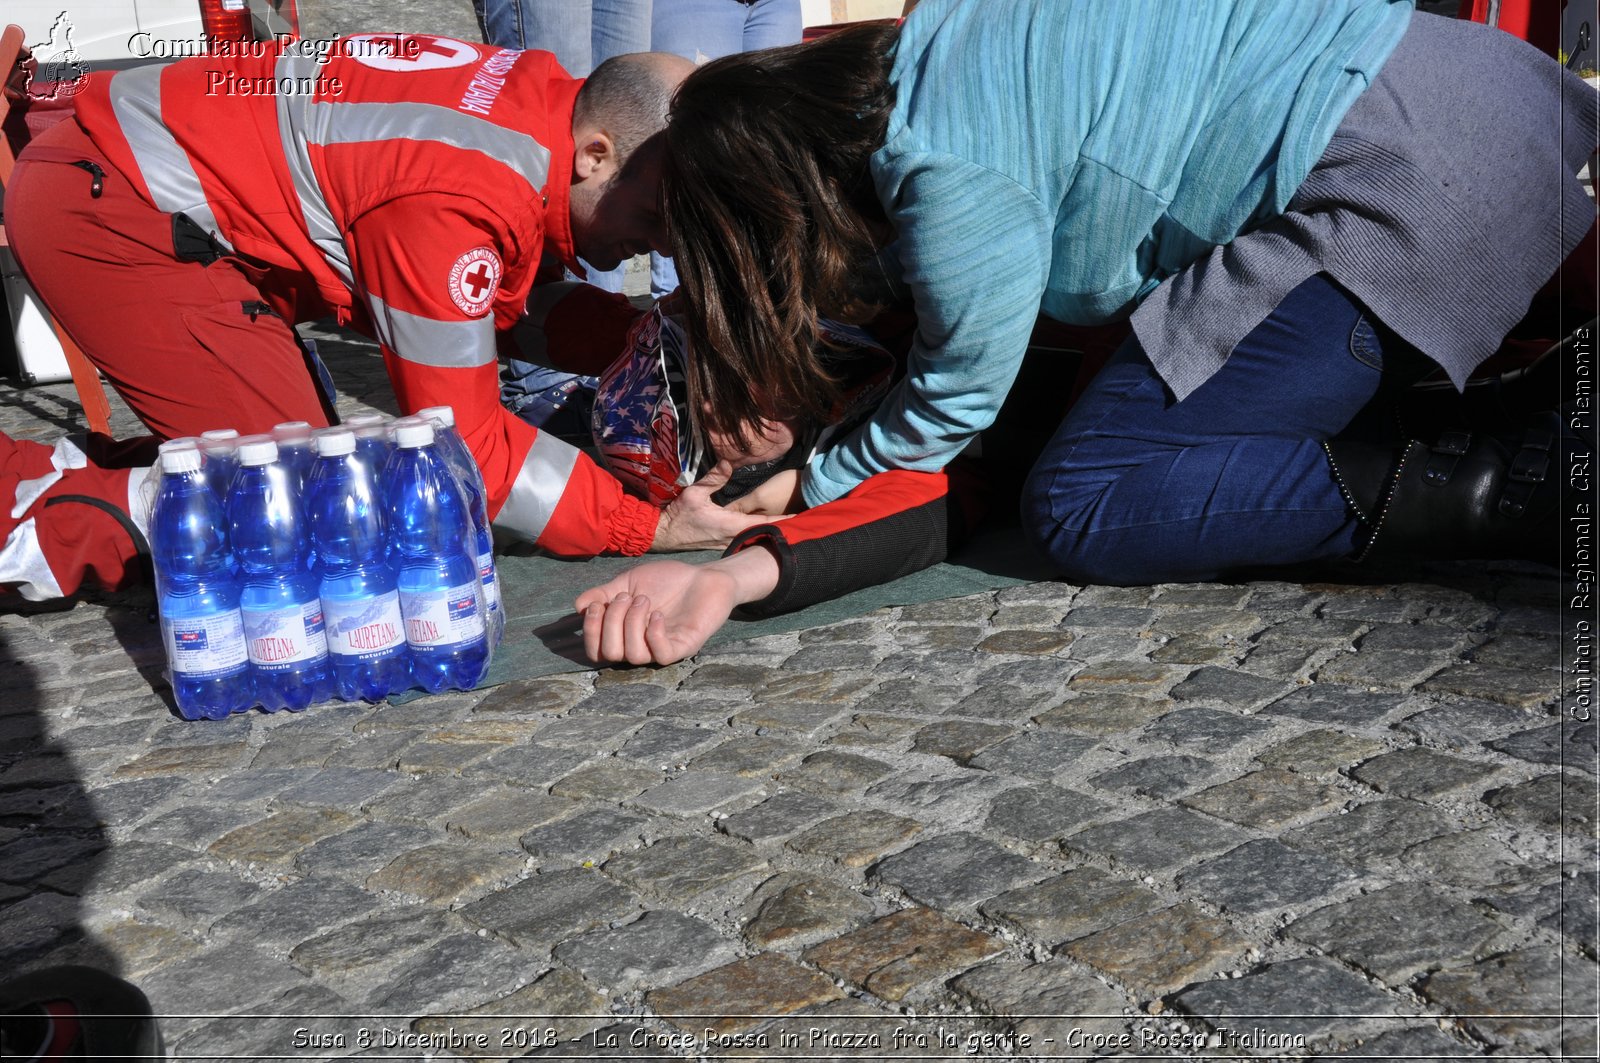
[1323,412,1564,564]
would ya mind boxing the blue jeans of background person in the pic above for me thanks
[647,0,803,296]
[1022,274,1408,585]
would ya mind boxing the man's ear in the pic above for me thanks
[573,130,616,181]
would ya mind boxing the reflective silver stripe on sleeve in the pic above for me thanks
[274,52,354,286]
[107,66,233,250]
[493,430,579,543]
[366,293,497,367]
[305,101,552,193]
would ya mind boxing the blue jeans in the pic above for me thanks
[647,0,803,297]
[1022,274,1405,584]
[474,0,652,72]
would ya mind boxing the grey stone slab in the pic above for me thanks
[444,788,576,841]
[1313,649,1452,690]
[376,931,544,1013]
[0,832,106,886]
[548,759,663,801]
[519,808,651,862]
[1257,729,1388,775]
[211,877,380,946]
[571,683,673,717]
[1181,767,1346,830]
[717,791,840,844]
[1281,800,1455,870]
[627,771,762,818]
[0,891,79,960]
[781,641,884,672]
[129,800,261,850]
[863,769,1012,816]
[1316,588,1424,623]
[786,810,923,868]
[328,730,416,771]
[856,677,967,716]
[136,867,264,927]
[777,750,895,795]
[0,784,80,819]
[532,713,642,750]
[1064,807,1251,874]
[292,821,438,883]
[967,730,1098,780]
[362,774,492,827]
[459,867,641,948]
[733,701,850,736]
[1287,884,1506,982]
[1169,666,1294,708]
[1059,606,1157,630]
[466,743,594,789]
[868,832,1044,910]
[1420,947,1597,1057]
[1262,685,1410,727]
[1349,747,1500,799]
[985,784,1110,843]
[1423,663,1562,710]
[273,767,405,809]
[1396,699,1541,749]
[1355,622,1473,654]
[1172,956,1412,1046]
[1142,707,1276,751]
[742,872,874,949]
[553,910,738,993]
[949,959,1129,1051]
[948,683,1053,720]
[1400,828,1558,892]
[689,736,807,777]
[1325,1026,1486,1057]
[910,720,1014,763]
[618,720,724,766]
[981,867,1162,945]
[1484,773,1599,836]
[58,842,196,895]
[1090,755,1217,799]
[1488,720,1599,773]
[603,836,766,898]
[1176,839,1359,915]
[189,766,318,805]
[290,905,461,980]
[138,943,312,1018]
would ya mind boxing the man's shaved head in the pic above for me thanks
[573,51,695,167]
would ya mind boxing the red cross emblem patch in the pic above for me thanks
[449,247,502,316]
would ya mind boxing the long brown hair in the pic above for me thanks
[663,21,899,448]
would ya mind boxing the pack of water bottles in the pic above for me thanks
[147,407,505,721]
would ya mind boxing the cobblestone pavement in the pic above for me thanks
[5,1,1600,1058]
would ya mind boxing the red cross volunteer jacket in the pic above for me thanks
[71,34,660,556]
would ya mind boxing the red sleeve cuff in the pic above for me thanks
[606,492,662,556]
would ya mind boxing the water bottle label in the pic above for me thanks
[324,591,407,661]
[478,551,501,614]
[242,599,330,671]
[401,581,486,653]
[162,611,249,678]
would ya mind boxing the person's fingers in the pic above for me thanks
[581,601,606,662]
[694,459,734,494]
[623,594,654,666]
[644,610,682,665]
[575,576,623,612]
[598,592,632,662]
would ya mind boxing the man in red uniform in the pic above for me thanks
[1,33,757,600]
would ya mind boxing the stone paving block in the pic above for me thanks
[41,841,189,895]
[967,730,1098,780]
[1181,767,1345,830]
[911,720,1014,763]
[734,701,850,736]
[458,867,640,948]
[981,866,1161,945]
[780,642,884,673]
[290,906,462,982]
[1287,884,1505,983]
[1326,1026,1486,1058]
[292,820,439,885]
[412,967,610,1052]
[1032,692,1173,735]
[172,986,354,1062]
[519,808,651,862]
[949,959,1128,1053]
[690,736,807,776]
[0,783,80,819]
[274,767,406,810]
[1356,623,1473,654]
[1422,664,1560,709]
[1090,755,1217,799]
[1349,747,1500,799]
[466,743,594,791]
[1257,729,1387,775]
[742,872,875,948]
[548,759,663,801]
[1143,707,1276,752]
[366,842,523,903]
[137,866,264,928]
[570,682,672,717]
[186,765,311,806]
[1154,585,1253,609]
[869,832,1044,909]
[394,738,502,774]
[985,783,1110,843]
[0,832,105,886]
[131,799,261,850]
[110,740,249,778]
[1281,799,1455,870]
[1484,773,1599,836]
[1059,605,1156,630]
[1064,807,1251,874]
[1262,685,1409,727]
[211,877,380,946]
[1396,698,1539,750]
[0,891,79,961]
[1151,634,1239,666]
[329,730,416,771]
[1247,615,1364,647]
[803,907,1003,1002]
[376,931,544,1013]
[1062,902,1250,996]
[137,943,312,1021]
[1470,632,1561,669]
[474,675,599,717]
[554,910,738,993]
[603,835,767,898]
[1488,719,1599,772]
[856,679,967,717]
[1315,649,1453,689]
[1401,829,1565,895]
[1169,666,1293,708]
[445,787,575,841]
[786,810,922,868]
[949,682,1053,719]
[976,629,1075,655]
[650,952,843,1036]
[627,771,763,818]
[533,713,641,749]
[1063,660,1173,696]
[778,750,895,795]
[864,770,1012,817]
[1176,839,1359,916]
[208,807,357,865]
[717,791,839,844]
[1172,956,1413,1047]
[680,662,783,692]
[1315,586,1422,623]
[619,720,724,765]
[1419,947,1598,1058]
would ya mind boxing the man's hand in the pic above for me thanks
[729,468,804,516]
[576,547,781,665]
[651,461,781,551]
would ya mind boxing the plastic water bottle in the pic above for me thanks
[416,405,503,648]
[272,421,316,492]
[345,414,393,476]
[227,435,333,711]
[306,428,412,702]
[384,418,489,693]
[149,442,254,720]
[199,428,241,501]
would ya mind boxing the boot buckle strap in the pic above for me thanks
[1422,430,1472,486]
